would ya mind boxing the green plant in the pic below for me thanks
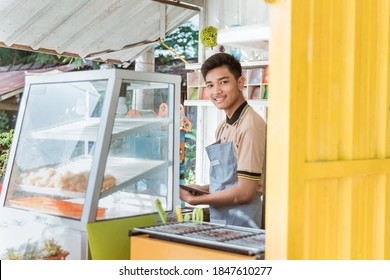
[1,239,66,260]
[0,129,13,177]
[60,56,102,69]
[184,129,196,184]
[0,48,62,67]
[200,26,218,48]
[155,22,199,59]
[0,111,10,133]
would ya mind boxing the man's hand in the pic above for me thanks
[180,184,203,205]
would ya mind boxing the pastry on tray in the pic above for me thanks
[18,167,116,193]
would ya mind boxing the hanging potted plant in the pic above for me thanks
[200,26,218,49]
[200,26,224,58]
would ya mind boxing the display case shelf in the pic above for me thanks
[14,155,168,200]
[99,157,168,199]
[31,118,170,141]
[16,184,86,199]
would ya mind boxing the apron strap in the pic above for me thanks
[261,124,267,230]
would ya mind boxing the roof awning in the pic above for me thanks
[0,0,201,64]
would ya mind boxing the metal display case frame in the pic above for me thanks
[0,68,181,259]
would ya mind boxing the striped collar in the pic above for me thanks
[226,101,249,125]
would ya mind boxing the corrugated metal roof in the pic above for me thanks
[0,0,200,64]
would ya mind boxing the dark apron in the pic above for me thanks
[205,105,262,228]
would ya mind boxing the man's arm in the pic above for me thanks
[179,177,258,206]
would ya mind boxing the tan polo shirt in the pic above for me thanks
[215,101,266,193]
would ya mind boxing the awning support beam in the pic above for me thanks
[160,4,167,40]
[151,0,201,12]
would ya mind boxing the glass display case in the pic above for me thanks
[0,68,181,225]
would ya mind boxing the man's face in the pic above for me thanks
[204,65,245,117]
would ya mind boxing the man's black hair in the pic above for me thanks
[200,53,242,80]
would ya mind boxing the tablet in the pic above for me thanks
[180,185,210,195]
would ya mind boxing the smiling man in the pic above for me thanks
[180,53,266,228]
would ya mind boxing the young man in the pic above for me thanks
[180,53,266,228]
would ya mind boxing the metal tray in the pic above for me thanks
[184,227,255,242]
[146,222,221,235]
[131,222,265,258]
[225,233,265,249]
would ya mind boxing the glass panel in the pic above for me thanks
[97,79,173,220]
[5,80,108,220]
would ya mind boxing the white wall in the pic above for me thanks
[204,0,270,29]
[193,0,270,184]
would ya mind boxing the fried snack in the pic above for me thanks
[101,175,116,191]
[19,167,117,193]
[59,171,89,192]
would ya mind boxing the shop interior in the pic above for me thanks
[0,0,269,260]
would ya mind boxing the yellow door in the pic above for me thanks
[266,0,390,259]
